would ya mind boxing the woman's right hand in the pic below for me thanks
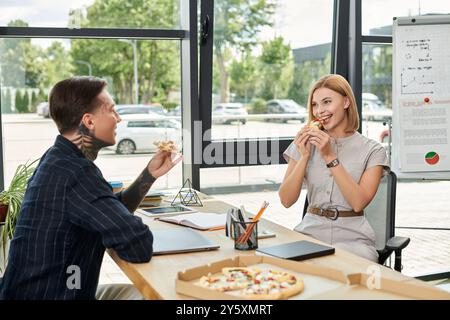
[294,126,312,159]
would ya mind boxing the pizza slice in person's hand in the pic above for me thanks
[309,118,324,130]
[153,140,178,152]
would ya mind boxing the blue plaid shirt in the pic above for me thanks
[0,135,153,300]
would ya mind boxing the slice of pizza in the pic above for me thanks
[198,274,249,292]
[241,269,304,300]
[221,267,260,280]
[153,140,177,152]
[309,118,324,130]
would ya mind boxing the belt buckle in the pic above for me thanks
[324,207,339,220]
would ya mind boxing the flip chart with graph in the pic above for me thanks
[392,15,450,177]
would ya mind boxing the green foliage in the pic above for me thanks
[69,0,179,105]
[0,159,39,271]
[288,53,332,106]
[22,91,29,112]
[258,37,294,100]
[164,102,178,111]
[230,50,259,103]
[214,0,277,102]
[248,98,267,114]
[14,90,22,113]
[30,91,38,113]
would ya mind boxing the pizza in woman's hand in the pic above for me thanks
[153,140,177,152]
[309,118,324,130]
[197,267,304,299]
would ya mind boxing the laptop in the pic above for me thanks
[151,228,220,255]
[256,240,335,261]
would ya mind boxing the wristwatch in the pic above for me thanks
[326,158,340,168]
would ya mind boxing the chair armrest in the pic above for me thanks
[386,236,410,251]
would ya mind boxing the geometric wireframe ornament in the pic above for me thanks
[171,178,203,207]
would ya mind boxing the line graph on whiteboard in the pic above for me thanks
[400,70,435,95]
[399,38,436,95]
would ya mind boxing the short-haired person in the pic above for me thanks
[279,74,389,262]
[0,76,181,299]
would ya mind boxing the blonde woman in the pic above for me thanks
[279,74,389,262]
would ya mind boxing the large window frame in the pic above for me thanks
[195,0,359,192]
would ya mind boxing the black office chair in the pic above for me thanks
[302,171,410,272]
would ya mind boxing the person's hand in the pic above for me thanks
[293,126,313,159]
[147,150,182,179]
[307,129,336,162]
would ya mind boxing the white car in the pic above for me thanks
[212,103,248,125]
[362,93,392,122]
[112,114,182,154]
[36,102,49,118]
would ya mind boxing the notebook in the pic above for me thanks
[151,228,220,255]
[256,240,335,261]
[157,212,226,231]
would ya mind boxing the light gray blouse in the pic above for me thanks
[283,131,390,212]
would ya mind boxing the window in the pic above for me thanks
[200,0,334,190]
[362,1,450,277]
[210,0,334,140]
[0,36,183,190]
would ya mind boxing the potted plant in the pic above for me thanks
[0,159,38,275]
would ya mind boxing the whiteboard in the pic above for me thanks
[392,15,450,180]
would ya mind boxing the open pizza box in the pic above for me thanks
[175,255,450,300]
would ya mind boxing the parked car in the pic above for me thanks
[362,93,392,122]
[212,103,248,125]
[112,114,181,154]
[167,105,181,116]
[265,99,307,123]
[36,102,50,118]
[115,104,167,116]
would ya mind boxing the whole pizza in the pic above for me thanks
[198,267,304,300]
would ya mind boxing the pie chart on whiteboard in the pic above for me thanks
[425,152,440,165]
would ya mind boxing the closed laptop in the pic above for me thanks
[256,240,335,261]
[152,228,220,255]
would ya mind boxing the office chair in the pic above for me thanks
[302,171,410,272]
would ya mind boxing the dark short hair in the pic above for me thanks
[49,76,107,133]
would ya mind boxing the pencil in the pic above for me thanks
[237,201,269,244]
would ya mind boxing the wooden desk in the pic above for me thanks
[108,197,448,300]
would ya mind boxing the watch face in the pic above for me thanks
[327,159,339,168]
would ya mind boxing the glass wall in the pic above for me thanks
[210,0,334,141]
[202,0,334,190]
[0,37,182,190]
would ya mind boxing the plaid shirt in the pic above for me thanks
[0,135,153,300]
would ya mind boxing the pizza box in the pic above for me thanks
[175,255,450,300]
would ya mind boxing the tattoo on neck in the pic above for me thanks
[78,124,109,161]
[121,168,157,212]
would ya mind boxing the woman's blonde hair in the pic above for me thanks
[306,74,359,132]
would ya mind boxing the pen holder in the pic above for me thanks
[232,220,258,250]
